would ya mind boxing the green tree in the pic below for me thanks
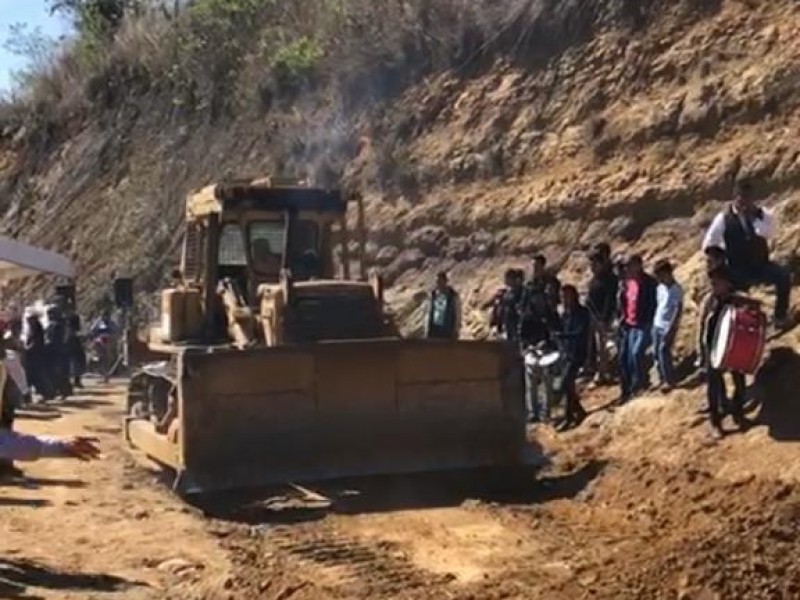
[48,0,133,38]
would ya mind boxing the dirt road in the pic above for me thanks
[3,375,800,599]
[0,382,230,599]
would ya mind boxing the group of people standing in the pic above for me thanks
[1,302,120,413]
[16,306,86,403]
[425,178,792,438]
[0,304,117,476]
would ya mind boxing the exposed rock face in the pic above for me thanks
[0,0,798,341]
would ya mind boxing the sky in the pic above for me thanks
[0,0,71,91]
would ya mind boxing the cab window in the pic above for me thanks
[289,220,321,279]
[249,220,286,274]
[218,223,247,266]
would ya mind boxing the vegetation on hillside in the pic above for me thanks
[1,1,663,141]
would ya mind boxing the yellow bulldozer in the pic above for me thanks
[124,178,532,494]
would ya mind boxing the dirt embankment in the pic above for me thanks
[0,1,798,337]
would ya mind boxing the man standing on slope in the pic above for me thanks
[425,272,462,340]
[702,179,791,329]
[617,255,658,404]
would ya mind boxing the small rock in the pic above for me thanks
[407,225,448,256]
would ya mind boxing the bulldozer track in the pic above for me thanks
[266,526,447,596]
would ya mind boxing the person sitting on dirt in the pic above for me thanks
[0,333,25,478]
[0,428,100,463]
[489,269,525,344]
[702,178,791,330]
[701,266,756,438]
[0,358,100,465]
[652,260,683,393]
[616,255,658,404]
[425,272,462,340]
[556,285,591,430]
[4,320,31,406]
[520,288,562,423]
[524,254,562,310]
[586,250,619,385]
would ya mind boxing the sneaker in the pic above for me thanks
[660,384,674,394]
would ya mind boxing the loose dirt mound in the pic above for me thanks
[214,457,800,600]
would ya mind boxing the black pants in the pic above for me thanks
[707,368,745,427]
[70,344,87,386]
[563,362,585,422]
[25,350,56,400]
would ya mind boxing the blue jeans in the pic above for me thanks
[619,326,651,398]
[735,261,791,320]
[525,363,556,423]
[652,326,675,387]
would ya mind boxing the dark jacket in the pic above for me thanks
[44,320,66,357]
[559,304,592,367]
[491,286,524,340]
[618,273,658,329]
[723,207,770,273]
[519,304,561,347]
[587,270,619,324]
[524,273,562,308]
[24,319,45,355]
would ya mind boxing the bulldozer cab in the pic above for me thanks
[181,179,346,308]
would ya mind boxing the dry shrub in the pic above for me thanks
[1,0,720,159]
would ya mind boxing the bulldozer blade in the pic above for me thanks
[125,339,537,494]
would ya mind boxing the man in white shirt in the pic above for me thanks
[702,179,791,328]
[652,260,683,392]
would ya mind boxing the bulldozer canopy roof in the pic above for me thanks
[188,182,345,218]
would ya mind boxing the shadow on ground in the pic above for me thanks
[752,346,800,441]
[0,558,144,599]
[0,497,50,508]
[2,477,86,490]
[191,460,607,526]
